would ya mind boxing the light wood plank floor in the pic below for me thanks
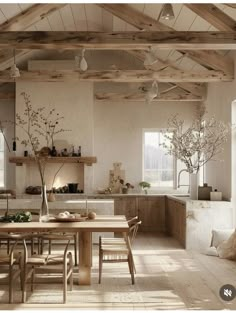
[0,232,236,310]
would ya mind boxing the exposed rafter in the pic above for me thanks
[0,31,236,51]
[225,4,236,9]
[98,4,233,75]
[0,4,66,31]
[95,91,203,102]
[0,69,231,83]
[129,50,206,98]
[0,3,66,72]
[185,4,236,31]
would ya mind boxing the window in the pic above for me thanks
[0,132,5,187]
[143,130,174,188]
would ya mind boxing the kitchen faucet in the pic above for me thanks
[177,169,190,192]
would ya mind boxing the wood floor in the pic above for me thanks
[0,232,236,310]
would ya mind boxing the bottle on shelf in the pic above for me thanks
[78,146,81,157]
[72,145,77,157]
[51,146,57,157]
[12,140,16,151]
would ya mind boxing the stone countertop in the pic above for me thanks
[16,192,190,199]
[167,195,231,204]
[0,198,114,210]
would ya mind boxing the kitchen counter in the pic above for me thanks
[16,192,190,199]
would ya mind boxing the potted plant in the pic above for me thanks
[139,181,151,194]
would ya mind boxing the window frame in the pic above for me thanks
[142,128,177,190]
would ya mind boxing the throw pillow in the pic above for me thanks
[211,229,235,248]
[217,230,236,260]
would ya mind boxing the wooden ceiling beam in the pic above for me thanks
[0,4,66,71]
[98,4,233,75]
[0,69,231,83]
[129,50,206,98]
[185,4,236,31]
[95,91,203,102]
[1,31,236,50]
[0,4,66,31]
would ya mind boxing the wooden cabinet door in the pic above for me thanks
[138,197,165,232]
[114,197,137,218]
[165,198,186,248]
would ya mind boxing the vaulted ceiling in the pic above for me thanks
[0,3,235,102]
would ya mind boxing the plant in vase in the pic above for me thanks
[3,92,70,221]
[161,104,230,199]
[139,181,151,194]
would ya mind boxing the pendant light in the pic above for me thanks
[80,49,88,72]
[10,49,20,78]
[144,49,158,67]
[146,81,159,104]
[159,4,175,21]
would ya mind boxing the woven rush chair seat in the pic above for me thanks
[22,234,73,304]
[39,232,78,266]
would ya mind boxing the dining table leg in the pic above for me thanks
[78,231,92,285]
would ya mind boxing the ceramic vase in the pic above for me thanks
[190,173,199,200]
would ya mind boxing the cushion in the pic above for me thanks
[211,229,235,248]
[205,247,219,257]
[217,230,236,260]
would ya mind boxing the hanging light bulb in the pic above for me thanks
[80,49,88,72]
[10,49,20,78]
[145,81,159,104]
[159,4,175,20]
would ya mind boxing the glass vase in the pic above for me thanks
[189,173,199,200]
[40,184,49,222]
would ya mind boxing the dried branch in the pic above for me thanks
[161,106,230,173]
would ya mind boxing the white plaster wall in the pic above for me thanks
[15,82,94,194]
[0,99,15,189]
[93,100,196,191]
[204,51,236,203]
[14,81,197,195]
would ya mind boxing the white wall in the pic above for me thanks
[93,100,196,191]
[0,99,15,190]
[15,82,94,194]
[204,51,236,203]
[14,81,196,194]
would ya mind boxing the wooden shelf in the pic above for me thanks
[9,156,97,166]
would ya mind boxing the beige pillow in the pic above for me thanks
[217,230,236,260]
[211,229,235,248]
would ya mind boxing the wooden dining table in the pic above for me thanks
[0,215,129,285]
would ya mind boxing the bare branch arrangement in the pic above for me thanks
[6,92,70,188]
[161,105,230,174]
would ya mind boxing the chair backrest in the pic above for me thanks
[129,220,142,244]
[127,216,138,225]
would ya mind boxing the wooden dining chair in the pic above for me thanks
[21,234,73,304]
[0,233,24,303]
[98,219,142,285]
[39,232,78,266]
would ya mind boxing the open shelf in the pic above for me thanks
[9,156,97,166]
